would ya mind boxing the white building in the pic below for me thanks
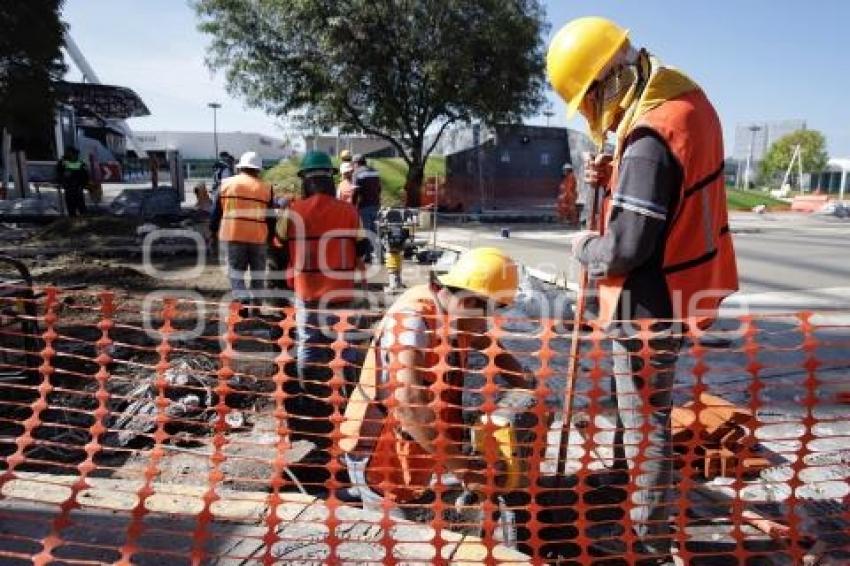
[732,120,806,162]
[133,131,292,162]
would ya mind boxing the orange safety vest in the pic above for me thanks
[339,285,468,502]
[557,174,578,222]
[217,173,272,244]
[337,178,355,204]
[597,89,739,328]
[285,193,361,303]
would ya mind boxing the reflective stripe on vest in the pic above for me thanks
[285,194,361,302]
[597,89,739,328]
[339,285,467,502]
[218,174,272,244]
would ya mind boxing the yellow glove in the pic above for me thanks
[472,414,526,490]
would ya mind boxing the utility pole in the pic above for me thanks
[208,102,221,158]
[744,124,762,190]
[543,103,555,127]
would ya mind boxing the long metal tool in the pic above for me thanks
[555,156,605,475]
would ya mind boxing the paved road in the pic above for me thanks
[430,212,850,299]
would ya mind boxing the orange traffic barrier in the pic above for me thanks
[0,287,847,564]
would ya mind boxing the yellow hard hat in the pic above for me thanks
[339,149,352,162]
[546,17,630,118]
[439,247,519,307]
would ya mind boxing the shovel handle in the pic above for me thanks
[555,152,608,475]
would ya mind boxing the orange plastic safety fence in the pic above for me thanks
[0,288,848,565]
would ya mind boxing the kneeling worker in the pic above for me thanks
[339,247,535,514]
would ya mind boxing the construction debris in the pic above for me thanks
[108,356,247,446]
[672,392,773,479]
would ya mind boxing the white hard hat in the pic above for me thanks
[340,162,354,174]
[237,151,262,171]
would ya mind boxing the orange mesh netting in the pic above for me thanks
[0,287,848,565]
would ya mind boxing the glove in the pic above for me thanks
[567,230,598,255]
[472,414,525,490]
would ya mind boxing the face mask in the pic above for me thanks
[580,63,640,146]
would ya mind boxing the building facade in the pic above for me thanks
[443,124,577,212]
[301,134,395,158]
[133,131,292,163]
[732,120,807,163]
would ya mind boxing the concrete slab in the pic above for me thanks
[0,472,531,564]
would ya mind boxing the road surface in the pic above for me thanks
[430,212,850,306]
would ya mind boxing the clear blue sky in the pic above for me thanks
[63,1,849,156]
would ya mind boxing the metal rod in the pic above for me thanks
[555,155,605,475]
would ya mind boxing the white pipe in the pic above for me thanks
[63,33,101,83]
[63,32,143,155]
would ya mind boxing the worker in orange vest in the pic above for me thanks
[556,162,579,225]
[548,17,739,564]
[337,161,355,204]
[210,151,274,308]
[338,248,536,517]
[271,151,369,431]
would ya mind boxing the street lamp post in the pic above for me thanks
[208,102,221,158]
[744,124,762,190]
[543,103,555,127]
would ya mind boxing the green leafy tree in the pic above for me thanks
[760,129,829,186]
[0,0,67,153]
[194,0,548,205]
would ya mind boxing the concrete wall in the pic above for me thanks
[302,135,394,158]
[444,125,571,211]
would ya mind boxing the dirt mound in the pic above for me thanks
[33,262,157,290]
[34,216,140,242]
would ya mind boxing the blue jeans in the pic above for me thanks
[225,242,266,304]
[358,206,381,262]
[611,335,681,556]
[294,300,361,386]
[294,301,336,391]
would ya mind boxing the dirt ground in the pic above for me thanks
[0,215,408,496]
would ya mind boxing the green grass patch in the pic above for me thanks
[264,155,446,205]
[726,188,790,211]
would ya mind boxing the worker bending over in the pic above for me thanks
[339,247,535,516]
[548,17,738,565]
[210,151,275,308]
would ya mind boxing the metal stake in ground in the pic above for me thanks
[556,155,605,475]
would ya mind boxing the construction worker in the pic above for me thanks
[271,150,368,429]
[266,192,294,308]
[212,151,235,194]
[337,161,355,204]
[338,247,535,516]
[556,162,579,225]
[210,151,274,307]
[547,17,739,564]
[351,154,383,263]
[56,147,89,217]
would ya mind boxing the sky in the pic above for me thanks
[63,0,850,156]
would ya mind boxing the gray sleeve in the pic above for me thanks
[577,130,680,278]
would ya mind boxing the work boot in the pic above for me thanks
[342,454,405,520]
[334,486,363,504]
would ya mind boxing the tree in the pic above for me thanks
[0,0,67,154]
[194,0,548,205]
[760,129,828,187]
